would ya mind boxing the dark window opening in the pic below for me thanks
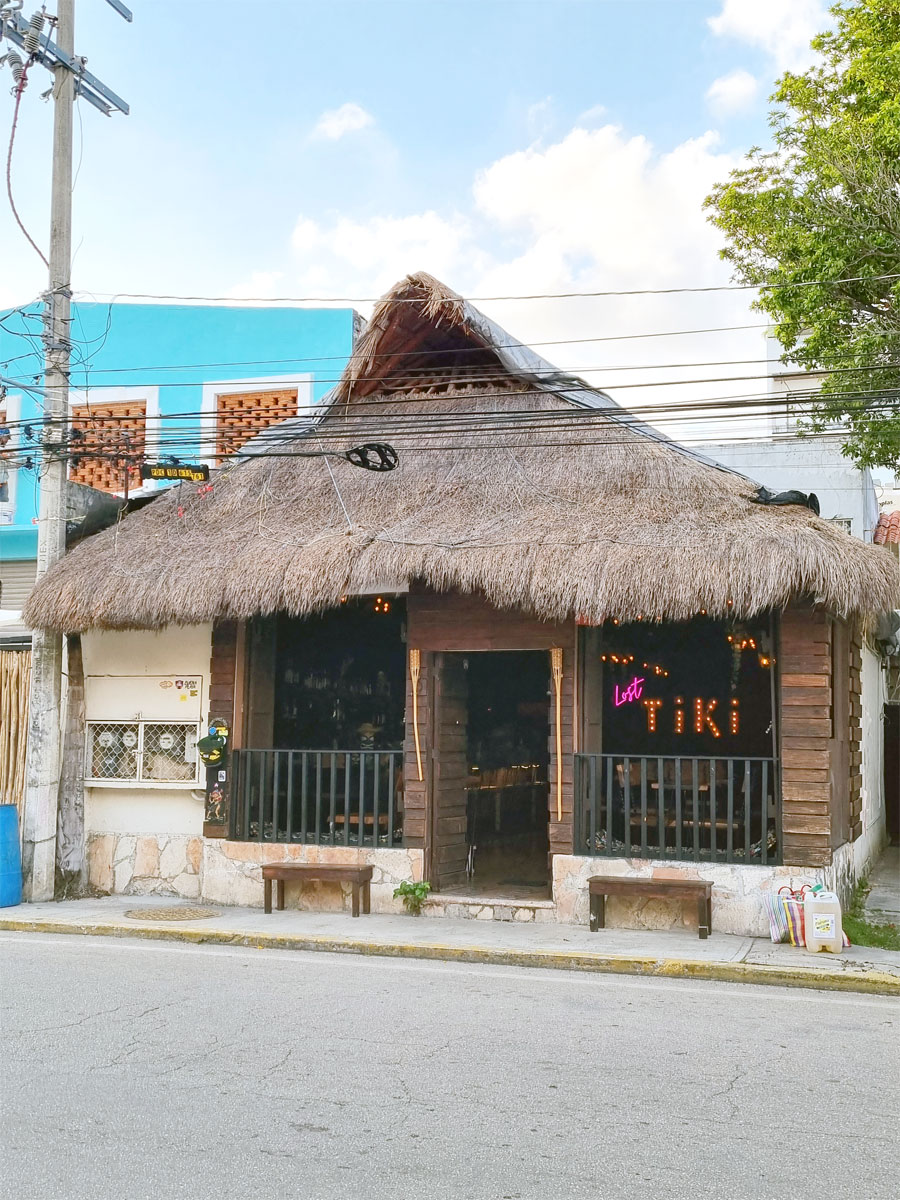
[577,615,780,864]
[597,615,774,758]
[273,598,407,751]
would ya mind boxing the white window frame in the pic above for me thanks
[200,373,314,466]
[68,386,160,496]
[84,719,201,789]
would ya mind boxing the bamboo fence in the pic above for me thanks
[0,650,30,813]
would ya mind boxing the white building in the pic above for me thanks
[702,337,900,868]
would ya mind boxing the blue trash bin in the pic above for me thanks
[0,804,23,907]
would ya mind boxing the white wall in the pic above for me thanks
[81,624,212,837]
[703,438,878,541]
[853,644,889,876]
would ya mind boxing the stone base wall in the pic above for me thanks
[86,832,867,936]
[87,833,203,899]
[201,842,424,913]
[552,855,848,937]
[87,833,424,912]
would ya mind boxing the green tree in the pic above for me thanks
[705,0,900,470]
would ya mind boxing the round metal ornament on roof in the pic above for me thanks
[124,906,219,921]
[344,442,399,472]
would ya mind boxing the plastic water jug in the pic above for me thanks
[803,890,843,954]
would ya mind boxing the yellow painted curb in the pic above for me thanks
[1,915,898,996]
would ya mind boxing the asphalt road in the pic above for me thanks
[1,933,897,1200]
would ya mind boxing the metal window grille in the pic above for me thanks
[85,721,199,784]
[829,516,853,534]
[142,722,199,781]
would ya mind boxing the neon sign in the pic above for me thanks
[634,695,742,736]
[613,676,645,706]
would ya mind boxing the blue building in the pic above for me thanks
[0,302,358,639]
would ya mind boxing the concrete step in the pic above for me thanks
[423,893,556,923]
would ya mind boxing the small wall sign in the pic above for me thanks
[141,462,209,482]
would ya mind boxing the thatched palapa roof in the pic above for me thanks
[25,273,900,632]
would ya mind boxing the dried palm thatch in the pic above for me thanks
[25,273,900,632]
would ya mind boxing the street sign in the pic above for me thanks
[140,462,210,483]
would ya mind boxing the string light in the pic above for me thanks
[674,697,685,735]
[695,697,721,738]
[730,698,740,735]
[643,698,663,732]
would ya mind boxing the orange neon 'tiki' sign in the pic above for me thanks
[640,697,738,736]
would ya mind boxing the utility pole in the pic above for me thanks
[22,0,75,903]
[1,0,130,900]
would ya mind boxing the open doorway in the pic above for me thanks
[456,650,551,897]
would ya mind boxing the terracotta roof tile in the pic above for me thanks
[874,510,900,545]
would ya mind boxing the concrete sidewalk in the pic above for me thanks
[3,895,900,994]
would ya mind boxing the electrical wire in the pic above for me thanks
[3,355,899,401]
[9,393,895,467]
[2,369,897,441]
[41,321,777,377]
[5,57,49,268]
[71,271,900,305]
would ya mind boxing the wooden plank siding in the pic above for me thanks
[209,620,239,732]
[405,588,577,877]
[848,626,863,841]
[205,620,240,837]
[429,653,470,890]
[402,651,431,856]
[779,603,858,867]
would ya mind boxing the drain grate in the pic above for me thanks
[124,906,219,922]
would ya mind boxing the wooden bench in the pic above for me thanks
[587,875,713,939]
[262,863,374,917]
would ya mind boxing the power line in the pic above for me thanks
[9,395,894,469]
[33,321,775,376]
[3,382,896,444]
[4,55,49,268]
[71,271,900,305]
[4,356,899,399]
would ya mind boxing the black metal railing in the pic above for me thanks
[574,754,780,865]
[229,749,404,847]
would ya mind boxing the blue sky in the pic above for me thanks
[0,0,833,437]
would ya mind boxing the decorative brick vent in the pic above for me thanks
[70,400,147,492]
[215,388,299,458]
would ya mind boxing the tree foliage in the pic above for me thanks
[705,0,900,470]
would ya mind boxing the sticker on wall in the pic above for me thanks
[155,676,200,702]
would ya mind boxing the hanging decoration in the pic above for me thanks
[409,648,423,782]
[551,646,564,821]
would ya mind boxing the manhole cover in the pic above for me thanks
[124,906,219,922]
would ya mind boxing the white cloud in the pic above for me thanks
[576,104,607,127]
[310,102,375,141]
[708,0,829,73]
[290,210,480,302]
[526,96,555,137]
[705,68,759,116]
[276,122,766,440]
[224,270,285,301]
